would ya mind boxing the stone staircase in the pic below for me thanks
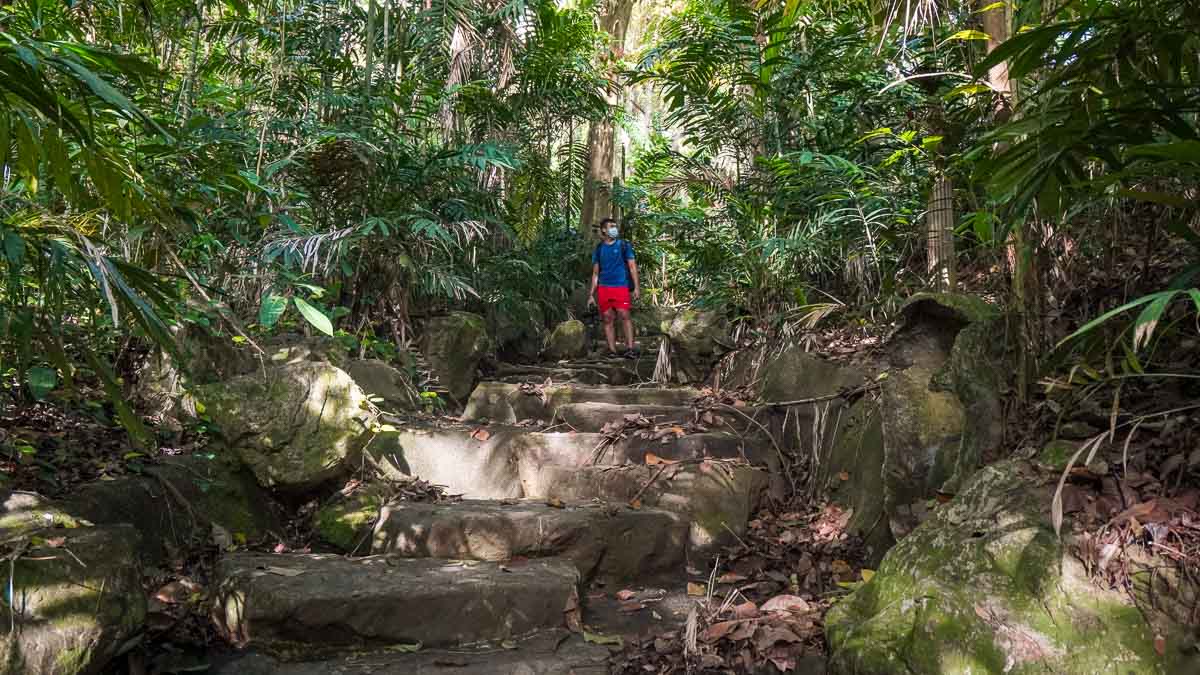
[212,353,771,673]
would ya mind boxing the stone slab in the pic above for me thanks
[369,499,687,582]
[463,383,699,424]
[212,553,580,656]
[209,632,610,674]
[522,462,767,560]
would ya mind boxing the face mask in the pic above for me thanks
[606,226,619,238]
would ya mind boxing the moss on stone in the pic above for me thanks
[826,460,1187,675]
[315,494,381,552]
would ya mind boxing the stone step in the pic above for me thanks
[211,631,610,674]
[464,382,700,424]
[212,553,580,656]
[355,499,687,582]
[493,360,653,386]
[554,401,760,434]
[364,426,762,499]
[521,461,768,559]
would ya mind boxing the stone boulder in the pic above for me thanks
[490,300,545,362]
[543,320,588,361]
[0,522,145,675]
[345,358,418,410]
[199,361,371,493]
[666,307,729,383]
[263,335,349,369]
[825,460,1199,674]
[421,312,489,403]
[64,455,281,564]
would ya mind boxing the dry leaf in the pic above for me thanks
[732,601,759,619]
[718,571,748,584]
[616,589,637,601]
[686,582,707,597]
[45,536,66,548]
[471,428,491,442]
[702,620,740,643]
[1154,634,1166,656]
[545,497,565,509]
[628,498,643,509]
[838,471,850,481]
[760,595,810,614]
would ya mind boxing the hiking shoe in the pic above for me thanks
[622,348,639,360]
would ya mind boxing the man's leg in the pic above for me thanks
[602,309,618,353]
[618,308,635,350]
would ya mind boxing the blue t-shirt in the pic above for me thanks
[592,239,635,287]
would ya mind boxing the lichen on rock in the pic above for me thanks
[421,311,490,402]
[199,361,372,493]
[825,460,1198,674]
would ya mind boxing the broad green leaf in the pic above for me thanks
[1058,291,1170,348]
[4,230,25,266]
[259,294,288,328]
[582,632,622,647]
[294,296,333,336]
[1132,290,1177,351]
[945,84,991,100]
[944,29,992,42]
[26,366,57,400]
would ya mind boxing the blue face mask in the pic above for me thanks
[607,226,619,238]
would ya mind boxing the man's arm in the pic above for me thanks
[588,263,600,305]
[627,259,640,300]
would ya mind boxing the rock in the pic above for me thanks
[463,382,698,424]
[666,308,729,383]
[319,498,687,582]
[199,361,371,493]
[880,364,966,539]
[757,345,867,403]
[526,461,767,560]
[491,301,545,362]
[825,460,1199,674]
[554,402,753,433]
[0,524,145,675]
[65,455,281,565]
[543,320,588,361]
[264,335,349,369]
[632,305,677,337]
[422,312,490,402]
[135,325,257,421]
[821,398,891,562]
[211,553,580,655]
[345,359,418,410]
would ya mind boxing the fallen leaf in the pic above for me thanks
[687,582,707,596]
[471,428,491,442]
[616,589,637,601]
[761,595,810,614]
[45,536,66,548]
[644,452,677,465]
[545,497,565,509]
[618,601,644,613]
[628,498,642,509]
[838,471,850,481]
[1154,634,1166,656]
[831,559,854,580]
[732,601,759,619]
[861,569,876,583]
[718,571,748,584]
[702,620,740,642]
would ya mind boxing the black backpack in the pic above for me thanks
[593,239,635,289]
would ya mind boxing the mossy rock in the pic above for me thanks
[314,491,383,552]
[543,320,588,361]
[758,343,867,403]
[823,398,892,563]
[880,364,966,539]
[422,312,490,402]
[826,460,1199,674]
[666,307,729,383]
[0,525,145,675]
[199,361,371,493]
[64,455,282,565]
[264,335,350,370]
[899,292,999,327]
[346,359,419,410]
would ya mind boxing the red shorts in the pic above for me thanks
[597,286,631,313]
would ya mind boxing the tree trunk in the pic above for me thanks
[926,173,955,291]
[980,0,1014,120]
[579,0,635,238]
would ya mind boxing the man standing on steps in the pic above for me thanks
[587,217,640,359]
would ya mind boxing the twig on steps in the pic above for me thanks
[630,463,670,505]
[764,382,880,408]
[715,403,786,471]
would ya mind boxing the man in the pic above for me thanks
[587,217,640,358]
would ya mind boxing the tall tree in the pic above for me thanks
[580,0,635,237]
